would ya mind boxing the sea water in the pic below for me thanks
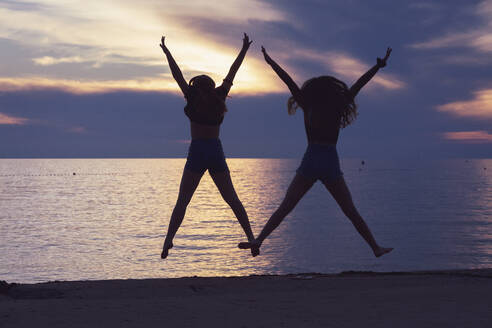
[0,158,490,283]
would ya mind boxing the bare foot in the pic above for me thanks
[238,241,252,249]
[250,245,260,257]
[161,242,174,259]
[238,239,261,257]
[374,247,393,258]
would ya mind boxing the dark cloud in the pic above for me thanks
[1,1,491,158]
[31,61,165,81]
[0,38,36,77]
[0,0,45,12]
[0,38,165,80]
[1,88,490,158]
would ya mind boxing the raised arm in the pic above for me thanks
[261,46,302,103]
[349,47,392,98]
[159,36,189,96]
[221,33,252,93]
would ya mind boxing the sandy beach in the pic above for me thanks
[1,269,491,327]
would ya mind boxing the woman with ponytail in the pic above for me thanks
[239,46,393,258]
[159,34,259,259]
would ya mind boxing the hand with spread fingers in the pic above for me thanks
[377,47,392,68]
[159,36,168,52]
[261,46,273,65]
[242,33,253,49]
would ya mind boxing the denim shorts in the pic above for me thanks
[296,144,343,182]
[184,138,229,174]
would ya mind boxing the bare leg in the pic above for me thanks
[239,173,315,250]
[322,176,393,258]
[210,170,259,257]
[161,168,204,259]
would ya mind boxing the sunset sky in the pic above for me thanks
[1,0,491,158]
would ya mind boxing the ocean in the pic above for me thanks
[1,158,490,283]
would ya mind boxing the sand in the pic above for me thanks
[1,269,491,328]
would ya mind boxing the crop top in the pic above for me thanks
[184,84,229,126]
[294,94,341,144]
[303,108,341,144]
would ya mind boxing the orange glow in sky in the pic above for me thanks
[0,112,29,125]
[438,89,492,120]
[0,0,405,96]
[442,130,492,143]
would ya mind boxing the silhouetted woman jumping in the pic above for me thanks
[239,46,393,258]
[159,34,258,258]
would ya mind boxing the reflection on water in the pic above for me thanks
[0,158,490,283]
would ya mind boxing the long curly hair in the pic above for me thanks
[287,76,357,128]
[187,75,227,114]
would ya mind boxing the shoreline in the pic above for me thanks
[2,267,492,286]
[2,268,491,327]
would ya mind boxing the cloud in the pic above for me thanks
[0,0,43,12]
[0,112,30,125]
[159,0,286,23]
[0,73,282,95]
[33,56,85,66]
[409,1,492,53]
[0,1,407,95]
[438,54,492,66]
[410,31,492,54]
[442,130,492,143]
[410,32,477,50]
[408,2,440,10]
[66,126,86,134]
[0,0,289,94]
[174,139,191,144]
[290,49,406,90]
[437,89,492,120]
[2,87,491,159]
[0,77,179,94]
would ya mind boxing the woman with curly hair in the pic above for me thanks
[159,34,258,259]
[239,47,393,258]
